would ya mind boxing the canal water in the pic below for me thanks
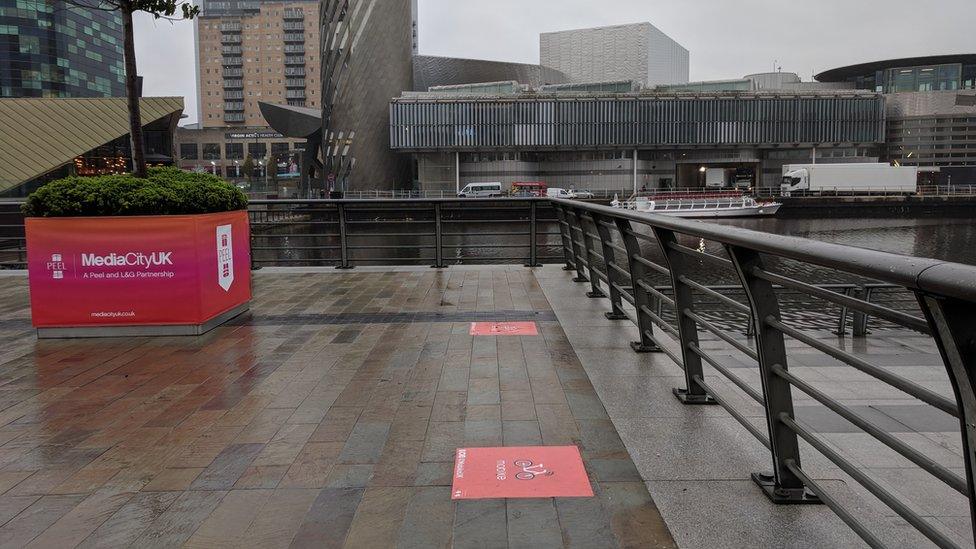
[726,216,976,266]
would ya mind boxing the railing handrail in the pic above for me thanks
[551,197,976,548]
[550,197,974,301]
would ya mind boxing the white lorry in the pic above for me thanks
[705,168,725,189]
[781,163,919,195]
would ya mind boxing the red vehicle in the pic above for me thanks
[510,181,548,197]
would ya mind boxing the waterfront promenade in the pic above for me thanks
[0,266,968,547]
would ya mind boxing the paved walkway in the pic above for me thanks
[0,268,674,548]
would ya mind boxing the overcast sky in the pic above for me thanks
[135,0,976,125]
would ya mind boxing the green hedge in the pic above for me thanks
[22,167,249,217]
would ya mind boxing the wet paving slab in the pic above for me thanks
[0,268,675,548]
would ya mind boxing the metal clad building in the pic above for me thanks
[391,91,885,191]
[390,93,885,150]
[320,0,414,190]
[412,55,568,92]
[540,23,689,87]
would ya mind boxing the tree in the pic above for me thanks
[267,154,279,186]
[242,155,255,183]
[63,1,199,179]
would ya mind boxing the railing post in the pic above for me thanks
[834,286,854,336]
[432,202,445,269]
[853,286,872,336]
[916,294,976,539]
[591,212,627,320]
[525,201,541,267]
[726,245,818,504]
[553,204,576,272]
[336,202,353,269]
[614,218,661,353]
[653,228,716,405]
[580,212,606,299]
[564,208,589,283]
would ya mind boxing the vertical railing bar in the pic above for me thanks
[432,202,445,269]
[525,200,540,267]
[579,212,607,299]
[336,203,353,269]
[915,293,976,543]
[652,227,716,405]
[614,217,662,353]
[554,205,576,271]
[565,208,589,283]
[835,286,853,336]
[726,244,818,504]
[853,286,872,336]
[592,211,627,320]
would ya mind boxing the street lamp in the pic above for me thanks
[210,161,216,176]
[234,160,240,178]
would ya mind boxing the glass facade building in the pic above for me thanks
[0,0,125,98]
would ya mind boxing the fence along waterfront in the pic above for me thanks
[551,196,975,548]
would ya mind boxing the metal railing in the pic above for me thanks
[0,201,26,269]
[248,198,562,268]
[550,197,976,548]
[332,185,976,201]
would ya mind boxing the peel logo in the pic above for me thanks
[217,224,234,291]
[47,253,65,279]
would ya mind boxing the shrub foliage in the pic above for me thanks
[22,167,248,217]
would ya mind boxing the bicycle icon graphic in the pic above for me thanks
[513,459,554,480]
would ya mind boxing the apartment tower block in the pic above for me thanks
[195,0,320,127]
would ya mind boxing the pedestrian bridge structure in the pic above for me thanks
[0,198,971,548]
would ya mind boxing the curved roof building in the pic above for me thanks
[815,54,976,93]
[815,55,976,182]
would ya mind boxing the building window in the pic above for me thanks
[248,142,267,159]
[203,143,221,160]
[271,142,290,156]
[226,143,244,160]
[180,143,199,160]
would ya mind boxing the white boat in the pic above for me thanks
[611,193,781,218]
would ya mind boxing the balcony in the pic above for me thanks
[223,102,244,111]
[283,33,305,43]
[285,78,306,88]
[223,90,244,100]
[220,22,241,32]
[283,21,304,31]
[283,9,304,20]
[223,112,245,122]
[284,45,305,54]
[285,89,306,99]
[286,99,306,107]
[222,57,243,66]
[284,56,306,66]
[220,34,242,44]
[284,67,306,76]
[222,68,243,77]
[223,79,243,88]
[221,46,242,55]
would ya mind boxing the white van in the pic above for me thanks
[457,182,503,198]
